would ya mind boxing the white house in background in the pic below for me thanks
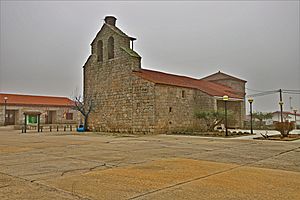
[271,111,300,127]
[246,111,300,128]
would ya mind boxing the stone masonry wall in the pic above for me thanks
[131,76,156,134]
[202,73,246,127]
[213,79,246,127]
[0,105,79,127]
[154,85,216,133]
[84,23,150,133]
[85,56,141,132]
[0,106,4,126]
[216,100,243,128]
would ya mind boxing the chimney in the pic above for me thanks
[105,16,117,26]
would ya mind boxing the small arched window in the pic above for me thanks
[97,40,103,62]
[108,36,114,59]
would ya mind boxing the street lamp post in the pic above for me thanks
[293,109,297,130]
[248,98,254,134]
[223,95,229,136]
[4,97,8,126]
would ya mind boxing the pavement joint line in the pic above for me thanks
[247,146,300,169]
[0,185,10,189]
[0,171,45,183]
[127,164,244,200]
[2,161,118,180]
[34,181,92,200]
[275,146,300,156]
[60,163,108,177]
[18,171,60,178]
[190,145,300,165]
[128,145,300,200]
[0,171,92,200]
[251,146,300,162]
[68,155,125,165]
[66,156,107,164]
[0,158,65,167]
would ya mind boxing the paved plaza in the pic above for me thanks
[0,130,299,200]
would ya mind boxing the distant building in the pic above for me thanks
[0,93,80,127]
[246,111,300,128]
[272,111,300,126]
[83,16,246,134]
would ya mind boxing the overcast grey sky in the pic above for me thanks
[0,1,299,113]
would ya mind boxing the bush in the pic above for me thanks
[194,110,235,132]
[274,122,294,137]
[252,112,273,129]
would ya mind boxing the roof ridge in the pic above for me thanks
[106,23,128,37]
[139,69,201,82]
[91,23,136,45]
[201,71,247,82]
[0,93,71,100]
[106,24,136,40]
[0,93,74,106]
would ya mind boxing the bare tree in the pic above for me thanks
[72,93,94,131]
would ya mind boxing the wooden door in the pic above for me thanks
[6,110,16,125]
[46,111,53,124]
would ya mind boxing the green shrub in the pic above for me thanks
[194,110,234,132]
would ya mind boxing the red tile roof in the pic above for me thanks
[272,111,300,117]
[133,69,243,99]
[0,93,74,107]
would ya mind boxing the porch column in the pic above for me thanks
[24,114,27,133]
[37,114,40,132]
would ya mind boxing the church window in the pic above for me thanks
[169,107,172,113]
[182,90,185,98]
[108,36,114,59]
[97,40,103,62]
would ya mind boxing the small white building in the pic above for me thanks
[272,111,300,127]
[245,111,300,129]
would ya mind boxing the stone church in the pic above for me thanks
[83,16,246,134]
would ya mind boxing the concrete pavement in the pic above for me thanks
[0,130,299,199]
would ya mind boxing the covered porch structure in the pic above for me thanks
[23,111,41,133]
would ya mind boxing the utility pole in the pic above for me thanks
[279,89,284,122]
[294,109,297,129]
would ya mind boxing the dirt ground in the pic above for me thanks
[0,130,299,200]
